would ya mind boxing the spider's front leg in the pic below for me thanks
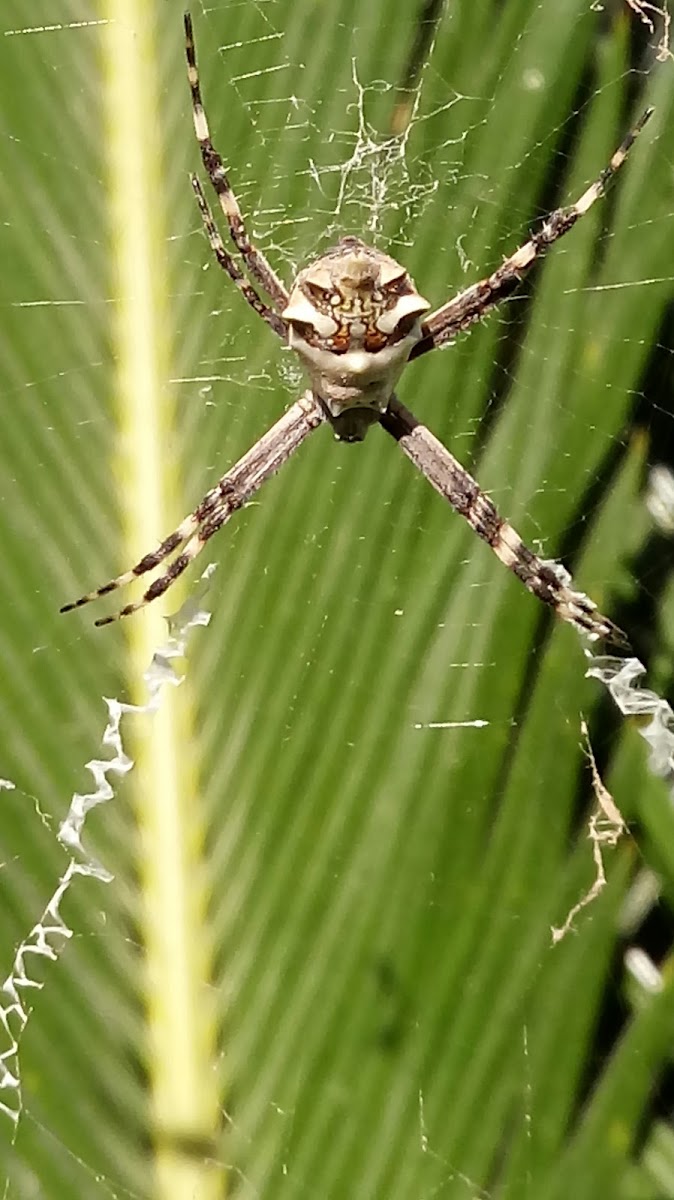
[60,394,324,625]
[380,395,628,647]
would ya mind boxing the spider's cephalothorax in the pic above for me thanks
[283,236,430,442]
[59,12,651,640]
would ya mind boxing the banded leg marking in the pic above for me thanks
[411,107,653,358]
[380,395,627,646]
[183,12,289,311]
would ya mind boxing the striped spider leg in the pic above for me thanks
[189,172,288,339]
[60,13,649,641]
[183,11,288,313]
[61,393,323,626]
[409,106,653,359]
[380,396,627,645]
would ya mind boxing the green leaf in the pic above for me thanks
[1,3,673,1198]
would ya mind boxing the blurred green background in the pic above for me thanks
[1,1,674,1197]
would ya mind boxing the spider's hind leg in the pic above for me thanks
[183,11,289,311]
[190,175,287,339]
[413,106,654,356]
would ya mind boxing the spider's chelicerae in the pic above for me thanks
[61,12,653,644]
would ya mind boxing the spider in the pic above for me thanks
[61,11,652,644]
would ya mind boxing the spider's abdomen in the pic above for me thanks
[283,237,429,439]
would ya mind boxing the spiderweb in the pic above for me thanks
[1,1,674,1197]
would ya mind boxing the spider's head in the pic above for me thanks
[283,237,430,441]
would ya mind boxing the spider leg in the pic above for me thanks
[61,393,324,625]
[60,515,199,615]
[380,394,628,647]
[191,175,288,339]
[93,527,211,627]
[61,456,260,616]
[410,107,653,359]
[184,11,289,311]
